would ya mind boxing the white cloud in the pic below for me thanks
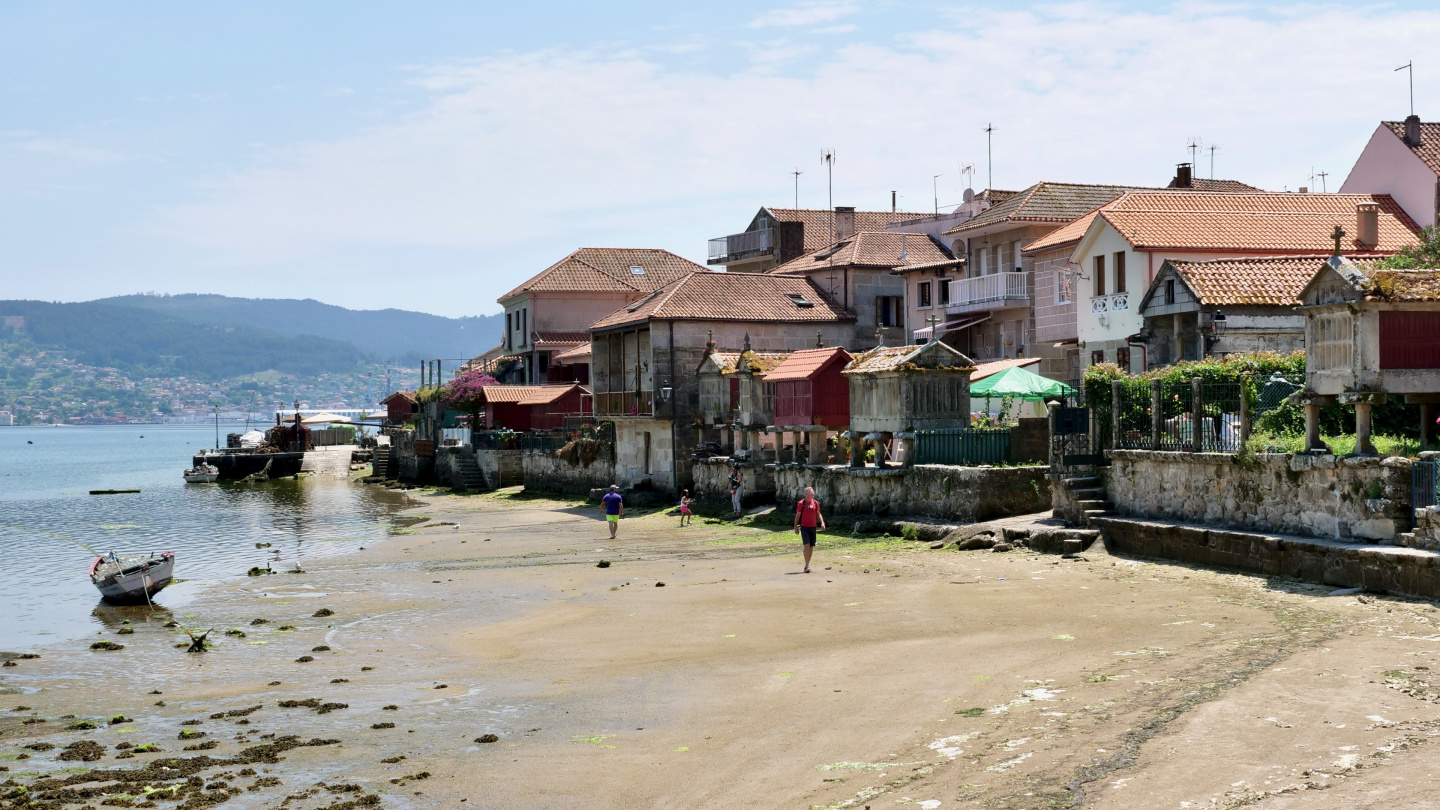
[749,1,859,29]
[145,3,1440,307]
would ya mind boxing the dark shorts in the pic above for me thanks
[800,526,817,546]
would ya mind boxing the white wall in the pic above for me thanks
[1340,125,1438,229]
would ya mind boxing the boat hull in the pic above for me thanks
[183,472,219,483]
[90,553,175,604]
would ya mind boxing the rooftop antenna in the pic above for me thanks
[791,169,803,210]
[1187,137,1203,168]
[983,124,994,190]
[932,174,942,216]
[1206,143,1220,180]
[959,161,976,193]
[821,150,837,240]
[1317,170,1330,193]
[1397,61,1414,116]
[1308,166,1316,192]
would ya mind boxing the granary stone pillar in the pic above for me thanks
[1291,391,1331,454]
[866,432,887,468]
[1423,403,1438,448]
[790,430,803,464]
[897,432,916,468]
[751,430,765,461]
[1340,391,1386,457]
[847,431,864,468]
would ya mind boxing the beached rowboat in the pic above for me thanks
[183,462,219,484]
[89,551,175,604]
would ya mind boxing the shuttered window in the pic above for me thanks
[1093,255,1106,296]
[1380,311,1440,369]
[1113,252,1126,294]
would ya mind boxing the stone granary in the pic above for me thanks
[842,340,976,468]
[588,271,855,493]
[695,336,790,459]
[768,346,853,464]
[1297,254,1440,453]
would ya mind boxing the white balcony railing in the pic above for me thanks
[946,272,1029,310]
[1090,293,1128,314]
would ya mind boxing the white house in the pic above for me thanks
[1340,117,1440,229]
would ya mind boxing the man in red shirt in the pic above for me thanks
[793,486,826,573]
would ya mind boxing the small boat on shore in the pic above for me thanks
[89,551,175,604]
[183,462,220,484]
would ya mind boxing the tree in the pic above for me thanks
[1376,225,1440,269]
[443,369,499,428]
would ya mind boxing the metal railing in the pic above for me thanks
[440,427,471,445]
[1107,377,1248,454]
[1415,461,1438,510]
[708,228,775,261]
[594,391,654,417]
[947,272,1029,309]
[913,427,1011,465]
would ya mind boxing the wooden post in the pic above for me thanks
[1150,379,1163,451]
[1191,377,1204,453]
[1110,380,1122,450]
[1304,400,1323,453]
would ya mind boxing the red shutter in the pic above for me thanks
[1380,311,1440,369]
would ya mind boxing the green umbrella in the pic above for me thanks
[970,365,1076,402]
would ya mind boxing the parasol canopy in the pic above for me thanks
[969,365,1076,401]
[300,412,352,425]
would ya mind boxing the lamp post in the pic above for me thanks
[213,405,219,452]
[1204,310,1227,356]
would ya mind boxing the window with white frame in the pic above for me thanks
[1055,263,1075,304]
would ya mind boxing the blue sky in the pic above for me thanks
[3,2,1438,317]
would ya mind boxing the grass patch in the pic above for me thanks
[955,707,986,717]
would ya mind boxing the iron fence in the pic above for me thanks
[913,427,1010,465]
[1255,372,1304,419]
[1415,461,1439,510]
[1200,381,1244,453]
[1114,378,1154,449]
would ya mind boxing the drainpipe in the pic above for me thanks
[669,319,679,496]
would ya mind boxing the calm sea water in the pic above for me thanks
[0,424,411,651]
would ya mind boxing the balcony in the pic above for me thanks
[945,272,1030,314]
[594,391,654,417]
[707,228,776,265]
[1090,293,1129,314]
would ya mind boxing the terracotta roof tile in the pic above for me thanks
[944,182,1159,236]
[764,207,931,251]
[481,384,586,405]
[700,352,741,374]
[1167,178,1265,193]
[552,344,591,363]
[1097,191,1423,253]
[531,331,590,346]
[762,347,853,382]
[1163,257,1331,306]
[770,231,955,275]
[970,357,1041,382]
[588,272,855,331]
[1381,121,1440,176]
[842,342,975,374]
[500,248,707,301]
[733,352,791,374]
[1022,210,1103,254]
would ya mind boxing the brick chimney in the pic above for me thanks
[1173,163,1192,189]
[834,206,856,240]
[1404,114,1423,147]
[1356,202,1380,247]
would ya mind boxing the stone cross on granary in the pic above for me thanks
[925,315,941,343]
[815,331,824,349]
[875,325,885,348]
[1331,225,1346,257]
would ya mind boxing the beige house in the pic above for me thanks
[495,247,706,383]
[1340,117,1440,229]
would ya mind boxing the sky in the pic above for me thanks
[2,1,1438,318]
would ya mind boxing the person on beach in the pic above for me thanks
[793,486,826,573]
[602,484,624,539]
[729,466,743,518]
[679,490,693,527]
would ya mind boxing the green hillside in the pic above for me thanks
[98,293,503,363]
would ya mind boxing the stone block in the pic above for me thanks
[1352,518,1397,541]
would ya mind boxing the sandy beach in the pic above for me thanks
[6,487,1440,809]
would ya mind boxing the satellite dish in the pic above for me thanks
[962,188,975,203]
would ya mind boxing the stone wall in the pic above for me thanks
[1107,449,1412,541]
[775,464,1051,521]
[693,457,776,509]
[476,448,523,488]
[390,429,435,483]
[611,417,677,494]
[522,447,617,496]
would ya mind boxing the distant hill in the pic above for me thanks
[0,300,365,380]
[97,294,503,364]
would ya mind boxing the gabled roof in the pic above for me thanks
[1143,256,1328,308]
[698,351,740,375]
[480,384,586,406]
[1167,178,1265,193]
[761,207,931,252]
[383,391,417,405]
[843,341,975,374]
[1022,210,1103,254]
[552,343,591,364]
[770,232,956,275]
[531,331,590,346]
[588,272,855,331]
[970,357,1041,382]
[1380,120,1440,176]
[764,347,853,382]
[1086,191,1423,254]
[733,351,790,375]
[500,248,708,301]
[943,182,1157,236]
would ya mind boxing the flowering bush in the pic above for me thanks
[443,370,498,412]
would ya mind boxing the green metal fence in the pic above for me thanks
[913,428,1011,465]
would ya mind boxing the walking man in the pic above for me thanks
[793,486,826,573]
[729,465,743,518]
[602,484,624,539]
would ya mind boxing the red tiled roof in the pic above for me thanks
[1022,210,1103,254]
[589,272,855,330]
[383,391,417,404]
[970,357,1040,382]
[770,231,955,275]
[1167,178,1265,193]
[531,331,590,346]
[843,342,974,374]
[732,351,791,374]
[1095,191,1423,254]
[944,182,1158,236]
[1381,121,1440,176]
[552,343,591,363]
[480,384,586,406]
[1162,256,1335,306]
[763,347,853,382]
[499,248,708,301]
[764,207,931,252]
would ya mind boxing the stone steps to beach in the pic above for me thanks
[451,453,491,491]
[301,445,356,477]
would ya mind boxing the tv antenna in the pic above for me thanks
[1187,137,1203,168]
[983,124,994,190]
[820,149,837,240]
[932,174,942,216]
[1397,61,1414,116]
[1206,143,1220,179]
[791,169,803,210]
[1317,170,1329,193]
[959,161,976,191]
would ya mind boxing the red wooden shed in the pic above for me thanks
[382,391,419,424]
[481,384,591,431]
[768,347,852,428]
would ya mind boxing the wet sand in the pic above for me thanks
[6,487,1440,809]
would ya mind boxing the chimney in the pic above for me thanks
[1405,114,1423,147]
[834,206,856,240]
[1174,163,1192,189]
[1356,202,1380,247]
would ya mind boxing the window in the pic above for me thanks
[505,312,512,350]
[1013,241,1024,272]
[917,281,932,307]
[537,352,551,375]
[877,296,904,328]
[1091,350,1106,365]
[1113,252,1126,294]
[1093,255,1106,296]
[757,216,769,230]
[1164,279,1175,305]
[1055,265,1075,304]
[938,277,950,305]
[1116,347,1131,370]
[784,292,815,308]
[629,265,645,276]
[520,308,527,346]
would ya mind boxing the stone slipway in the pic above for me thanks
[1094,514,1440,599]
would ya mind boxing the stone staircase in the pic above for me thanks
[451,452,490,491]
[1063,474,1116,526]
[372,446,395,479]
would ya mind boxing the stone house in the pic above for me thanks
[1341,116,1440,229]
[588,272,856,494]
[842,341,975,467]
[1064,191,1423,373]
[695,339,790,458]
[1135,257,1317,366]
[770,230,958,350]
[495,247,707,383]
[708,205,927,272]
[1298,255,1440,451]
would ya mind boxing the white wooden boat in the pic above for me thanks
[183,463,219,483]
[89,551,175,604]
